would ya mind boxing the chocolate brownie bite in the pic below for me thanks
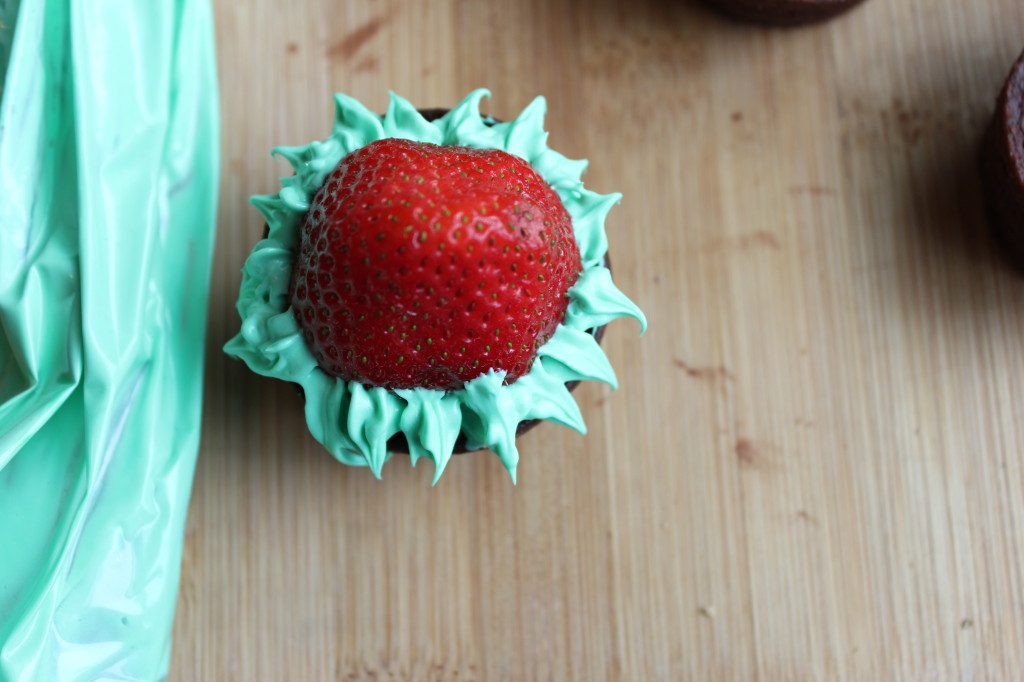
[225,91,647,481]
[275,108,614,457]
[981,49,1024,268]
[705,0,868,26]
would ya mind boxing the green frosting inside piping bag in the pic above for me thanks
[0,1,218,680]
[225,90,645,483]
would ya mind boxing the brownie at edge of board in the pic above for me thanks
[981,49,1024,270]
[704,0,868,26]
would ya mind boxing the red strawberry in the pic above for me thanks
[290,138,582,391]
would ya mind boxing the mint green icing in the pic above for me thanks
[225,90,645,483]
[0,1,218,680]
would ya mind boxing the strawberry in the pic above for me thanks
[290,138,582,391]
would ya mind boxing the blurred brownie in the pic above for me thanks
[981,49,1024,268]
[706,0,868,26]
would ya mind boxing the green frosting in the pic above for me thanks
[0,1,219,679]
[225,90,645,482]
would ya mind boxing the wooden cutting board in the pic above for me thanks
[172,0,1024,679]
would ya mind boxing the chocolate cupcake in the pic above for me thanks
[981,49,1024,268]
[705,0,868,26]
[225,91,646,482]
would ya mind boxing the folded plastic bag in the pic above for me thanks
[0,1,218,680]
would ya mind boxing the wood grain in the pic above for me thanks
[173,0,1024,679]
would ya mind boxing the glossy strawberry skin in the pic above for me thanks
[290,138,582,391]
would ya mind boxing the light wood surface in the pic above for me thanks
[173,0,1024,679]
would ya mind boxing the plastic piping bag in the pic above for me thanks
[0,1,218,680]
